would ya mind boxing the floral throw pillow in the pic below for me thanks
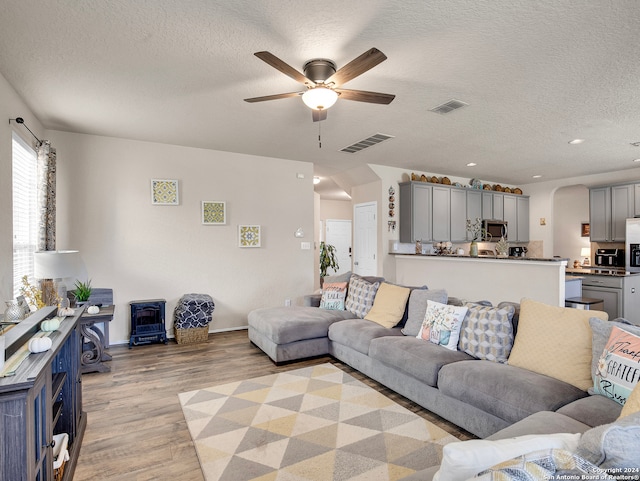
[416,300,468,350]
[319,282,348,310]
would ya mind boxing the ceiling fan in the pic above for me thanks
[244,48,395,122]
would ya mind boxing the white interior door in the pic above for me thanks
[353,202,377,276]
[325,219,352,275]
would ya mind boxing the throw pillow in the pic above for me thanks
[344,274,381,319]
[401,288,448,336]
[619,381,640,419]
[364,282,411,328]
[593,326,640,406]
[319,282,348,310]
[589,317,640,384]
[576,411,640,471]
[458,302,516,363]
[416,300,468,350]
[433,433,581,481]
[507,298,608,391]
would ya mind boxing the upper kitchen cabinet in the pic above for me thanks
[590,184,634,242]
[482,192,504,220]
[399,182,432,242]
[432,185,451,241]
[503,195,530,242]
[464,190,483,240]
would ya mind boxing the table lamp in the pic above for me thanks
[580,247,591,266]
[34,250,80,306]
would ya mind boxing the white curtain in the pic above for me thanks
[36,140,56,251]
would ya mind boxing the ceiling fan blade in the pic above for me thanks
[244,91,302,103]
[335,88,395,104]
[312,109,328,122]
[325,48,387,86]
[254,51,316,86]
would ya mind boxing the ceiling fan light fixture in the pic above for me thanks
[302,87,339,110]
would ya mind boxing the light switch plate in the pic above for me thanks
[301,242,311,250]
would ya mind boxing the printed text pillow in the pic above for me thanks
[593,326,640,406]
[417,300,468,350]
[319,282,347,310]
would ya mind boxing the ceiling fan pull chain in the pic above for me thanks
[318,120,322,149]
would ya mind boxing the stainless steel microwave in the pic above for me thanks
[482,219,508,241]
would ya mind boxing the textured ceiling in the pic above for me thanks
[2,1,640,198]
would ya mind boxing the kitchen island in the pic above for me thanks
[394,254,568,306]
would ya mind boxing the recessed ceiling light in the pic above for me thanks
[466,162,477,167]
[634,159,640,163]
[568,139,585,145]
[532,175,542,179]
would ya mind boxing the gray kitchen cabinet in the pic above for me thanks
[590,184,635,242]
[466,190,482,240]
[581,274,640,324]
[611,184,634,241]
[399,182,432,242]
[517,196,530,242]
[590,187,611,242]
[635,184,640,216]
[482,192,504,220]
[432,185,451,241]
[450,187,468,242]
[503,195,530,242]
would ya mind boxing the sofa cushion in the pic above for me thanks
[344,274,381,319]
[486,411,592,440]
[438,360,588,424]
[508,298,608,391]
[458,302,515,363]
[593,325,640,406]
[576,411,640,472]
[589,317,640,385]
[369,336,474,387]
[328,319,403,355]
[363,282,411,328]
[556,394,622,427]
[319,282,347,310]
[401,289,448,336]
[417,301,468,350]
[248,306,354,344]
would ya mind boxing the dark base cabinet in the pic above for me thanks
[0,306,86,481]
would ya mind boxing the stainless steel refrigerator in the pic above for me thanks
[625,218,640,272]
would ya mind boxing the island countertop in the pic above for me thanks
[391,253,568,262]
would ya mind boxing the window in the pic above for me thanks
[12,132,38,298]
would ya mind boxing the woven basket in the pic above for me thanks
[54,462,66,481]
[175,325,209,344]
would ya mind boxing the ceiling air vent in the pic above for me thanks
[430,99,468,115]
[340,133,394,154]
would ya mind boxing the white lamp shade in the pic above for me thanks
[34,250,80,279]
[302,87,339,110]
[580,247,591,258]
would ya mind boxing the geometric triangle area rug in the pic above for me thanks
[179,363,459,481]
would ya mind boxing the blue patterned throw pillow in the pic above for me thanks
[345,274,380,318]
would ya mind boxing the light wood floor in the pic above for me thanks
[74,330,474,480]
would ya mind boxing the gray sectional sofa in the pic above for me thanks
[247,274,625,441]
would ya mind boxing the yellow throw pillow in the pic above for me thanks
[619,375,640,419]
[364,282,411,328]
[508,298,608,391]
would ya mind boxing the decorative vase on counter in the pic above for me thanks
[4,300,24,322]
[469,241,479,257]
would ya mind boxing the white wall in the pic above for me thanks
[0,73,45,300]
[52,131,315,344]
[553,185,590,262]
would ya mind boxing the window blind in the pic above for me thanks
[12,132,38,298]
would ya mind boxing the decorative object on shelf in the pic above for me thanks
[441,176,451,185]
[467,217,486,258]
[20,275,45,311]
[469,178,482,189]
[34,250,80,306]
[470,241,479,257]
[73,279,93,305]
[151,179,179,205]
[415,239,422,254]
[411,172,417,181]
[3,300,24,322]
[420,174,428,182]
[87,305,100,315]
[201,201,226,225]
[434,242,453,255]
[388,186,395,218]
[573,260,582,268]
[28,336,52,353]
[319,241,339,284]
[495,236,509,257]
[581,247,591,266]
[40,318,61,332]
[513,187,523,195]
[238,225,261,247]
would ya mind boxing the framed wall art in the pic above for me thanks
[151,179,179,205]
[201,201,226,225]
[238,225,261,248]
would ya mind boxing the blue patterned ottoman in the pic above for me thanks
[174,294,215,344]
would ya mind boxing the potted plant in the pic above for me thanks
[319,242,339,286]
[72,279,92,306]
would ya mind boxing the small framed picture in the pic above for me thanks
[151,179,179,205]
[201,201,226,225]
[581,223,590,237]
[238,225,261,248]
